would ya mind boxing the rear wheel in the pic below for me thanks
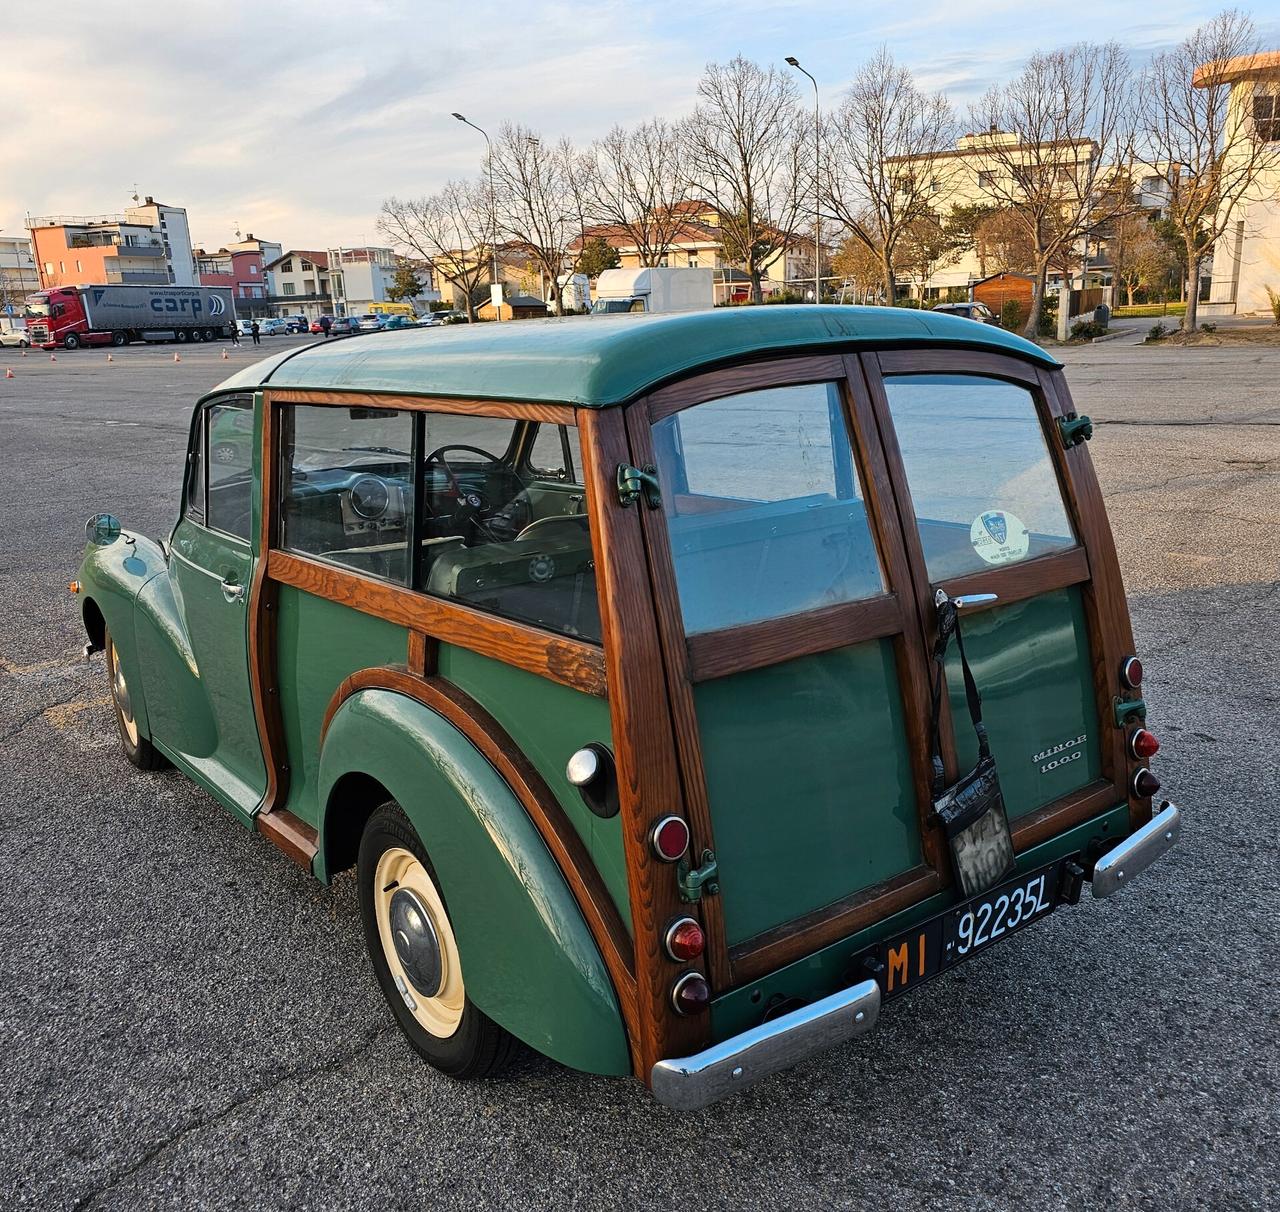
[110,331,127,347]
[175,329,188,343]
[203,328,215,342]
[358,802,518,1078]
[105,629,165,770]
[190,328,203,343]
[63,333,80,350]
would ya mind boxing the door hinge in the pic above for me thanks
[1057,413,1093,448]
[678,849,719,902]
[1114,697,1147,727]
[616,463,661,509]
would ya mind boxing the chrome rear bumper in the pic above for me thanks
[1092,802,1181,898]
[650,978,881,1111]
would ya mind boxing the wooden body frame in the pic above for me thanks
[231,347,1143,1084]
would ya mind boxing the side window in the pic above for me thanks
[418,414,599,642]
[527,423,581,481]
[186,407,206,522]
[651,381,885,635]
[282,406,415,582]
[882,374,1076,580]
[206,400,254,541]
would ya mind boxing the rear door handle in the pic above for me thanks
[221,577,245,604]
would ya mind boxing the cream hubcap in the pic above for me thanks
[107,640,138,746]
[374,847,465,1037]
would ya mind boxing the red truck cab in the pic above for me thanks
[25,289,94,350]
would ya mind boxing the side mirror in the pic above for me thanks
[86,513,122,547]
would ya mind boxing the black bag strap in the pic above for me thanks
[929,596,990,795]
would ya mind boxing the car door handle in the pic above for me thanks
[221,578,245,604]
[935,588,999,611]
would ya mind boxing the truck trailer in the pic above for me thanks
[590,267,714,315]
[25,285,234,350]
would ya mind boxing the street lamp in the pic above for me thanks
[452,112,501,318]
[785,56,821,304]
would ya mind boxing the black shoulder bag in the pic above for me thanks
[929,592,1016,898]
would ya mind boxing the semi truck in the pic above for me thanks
[24,285,234,350]
[590,267,714,315]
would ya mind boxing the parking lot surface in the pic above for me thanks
[1,334,1277,1210]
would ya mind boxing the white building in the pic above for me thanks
[1202,51,1280,317]
[327,246,438,316]
[264,250,333,320]
[123,197,195,285]
[0,235,38,309]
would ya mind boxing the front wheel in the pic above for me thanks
[105,629,165,770]
[63,333,80,350]
[358,802,518,1079]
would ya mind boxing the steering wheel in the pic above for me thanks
[423,444,506,541]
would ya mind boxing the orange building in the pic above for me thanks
[30,215,170,288]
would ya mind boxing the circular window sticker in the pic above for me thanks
[970,509,1030,566]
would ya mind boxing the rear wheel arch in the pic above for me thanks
[317,688,630,1075]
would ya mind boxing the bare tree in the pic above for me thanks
[586,120,692,266]
[490,124,580,306]
[969,42,1137,336]
[1139,10,1280,331]
[378,180,492,322]
[826,48,958,304]
[683,55,809,302]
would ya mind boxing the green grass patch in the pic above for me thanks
[1113,302,1187,318]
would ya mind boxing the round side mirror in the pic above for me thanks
[86,513,122,547]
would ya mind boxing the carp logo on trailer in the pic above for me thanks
[970,509,1029,565]
[149,295,206,318]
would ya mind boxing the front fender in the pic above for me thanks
[318,688,630,1076]
[77,533,167,738]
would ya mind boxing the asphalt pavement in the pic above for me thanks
[1,334,1277,1210]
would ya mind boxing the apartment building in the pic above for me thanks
[29,196,196,289]
[0,235,39,307]
[1202,50,1280,317]
[327,246,437,315]
[264,250,332,320]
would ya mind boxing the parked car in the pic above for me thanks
[932,301,999,325]
[73,307,1179,1111]
[357,313,386,332]
[381,315,418,331]
[328,317,360,335]
[257,317,290,337]
[236,319,256,337]
[285,315,309,334]
[0,319,30,347]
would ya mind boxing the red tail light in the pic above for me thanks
[1120,655,1143,689]
[1130,728,1160,760]
[664,917,705,962]
[1131,768,1161,799]
[650,815,690,863]
[671,971,710,1015]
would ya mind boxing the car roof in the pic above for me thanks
[207,304,1058,408]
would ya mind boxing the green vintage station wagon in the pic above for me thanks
[74,307,1180,1109]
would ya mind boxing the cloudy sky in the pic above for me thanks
[4,1,1276,252]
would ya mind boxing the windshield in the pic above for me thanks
[591,298,643,314]
[25,299,49,318]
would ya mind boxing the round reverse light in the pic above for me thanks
[650,815,690,863]
[565,746,600,787]
[1120,655,1144,689]
[1131,767,1161,799]
[664,917,706,962]
[1130,728,1161,760]
[671,971,710,1016]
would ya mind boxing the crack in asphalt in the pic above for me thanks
[68,1026,396,1210]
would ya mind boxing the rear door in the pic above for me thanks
[625,350,1132,990]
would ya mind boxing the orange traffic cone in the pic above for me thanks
[20,348,27,357]
[221,348,229,360]
[173,352,181,363]
[106,352,114,363]
[5,367,13,379]
[50,352,56,362]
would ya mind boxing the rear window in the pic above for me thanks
[883,374,1076,579]
[652,382,885,635]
